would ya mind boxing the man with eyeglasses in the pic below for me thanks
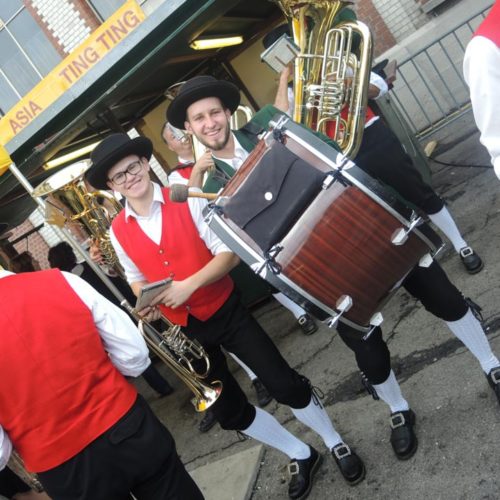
[85,132,367,500]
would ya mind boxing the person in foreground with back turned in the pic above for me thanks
[463,0,500,181]
[86,132,367,500]
[167,75,500,462]
[0,265,202,500]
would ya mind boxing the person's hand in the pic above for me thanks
[193,150,214,175]
[89,241,105,265]
[152,279,196,309]
[280,63,293,83]
[137,305,161,322]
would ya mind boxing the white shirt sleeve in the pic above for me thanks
[0,427,12,470]
[61,271,150,377]
[370,71,389,99]
[187,190,233,255]
[464,36,500,178]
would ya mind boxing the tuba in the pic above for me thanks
[122,301,222,412]
[273,0,373,158]
[33,161,124,275]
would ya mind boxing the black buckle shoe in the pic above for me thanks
[298,314,318,336]
[486,367,500,405]
[287,446,323,500]
[460,246,484,274]
[390,409,418,460]
[252,378,272,407]
[331,443,365,485]
[198,409,217,433]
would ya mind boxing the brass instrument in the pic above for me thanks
[8,450,44,493]
[33,161,124,275]
[230,105,254,130]
[122,301,222,412]
[274,0,373,158]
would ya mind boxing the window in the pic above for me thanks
[0,4,61,115]
[87,0,126,21]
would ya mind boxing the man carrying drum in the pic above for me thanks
[166,75,500,462]
[85,132,367,500]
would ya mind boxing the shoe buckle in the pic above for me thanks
[460,246,473,258]
[287,462,299,476]
[298,315,308,325]
[490,369,500,385]
[332,444,351,460]
[390,412,406,429]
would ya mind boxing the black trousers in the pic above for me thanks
[355,120,444,215]
[337,261,468,384]
[184,291,311,430]
[37,395,203,500]
[0,467,31,497]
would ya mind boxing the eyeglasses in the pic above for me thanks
[108,160,143,185]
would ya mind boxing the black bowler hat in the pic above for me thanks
[166,75,240,129]
[85,133,153,190]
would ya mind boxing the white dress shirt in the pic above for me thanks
[463,36,500,179]
[0,269,150,469]
[110,182,231,284]
[212,133,249,171]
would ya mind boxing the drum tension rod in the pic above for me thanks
[252,245,283,278]
[322,170,349,189]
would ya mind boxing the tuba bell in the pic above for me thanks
[33,160,124,275]
[273,0,373,159]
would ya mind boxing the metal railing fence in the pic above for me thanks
[389,5,492,140]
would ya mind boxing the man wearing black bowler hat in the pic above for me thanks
[85,131,367,500]
[167,74,500,465]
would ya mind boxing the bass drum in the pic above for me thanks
[205,117,442,333]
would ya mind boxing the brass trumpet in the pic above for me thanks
[121,301,222,412]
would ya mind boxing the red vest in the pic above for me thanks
[475,1,500,47]
[174,164,194,180]
[0,270,136,472]
[112,187,233,326]
[325,105,377,139]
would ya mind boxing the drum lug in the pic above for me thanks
[362,312,384,340]
[322,171,349,189]
[391,212,423,245]
[418,253,433,268]
[327,295,353,328]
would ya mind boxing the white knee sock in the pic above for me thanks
[428,206,467,253]
[243,407,311,459]
[373,371,410,413]
[446,309,500,373]
[228,352,257,382]
[291,396,342,450]
[273,292,306,320]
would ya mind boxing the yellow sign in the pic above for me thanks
[0,0,145,147]
[0,145,11,176]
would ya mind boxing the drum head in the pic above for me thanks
[33,160,90,197]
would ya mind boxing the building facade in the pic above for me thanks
[0,0,490,269]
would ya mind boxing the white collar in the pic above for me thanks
[212,132,247,162]
[124,182,164,221]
